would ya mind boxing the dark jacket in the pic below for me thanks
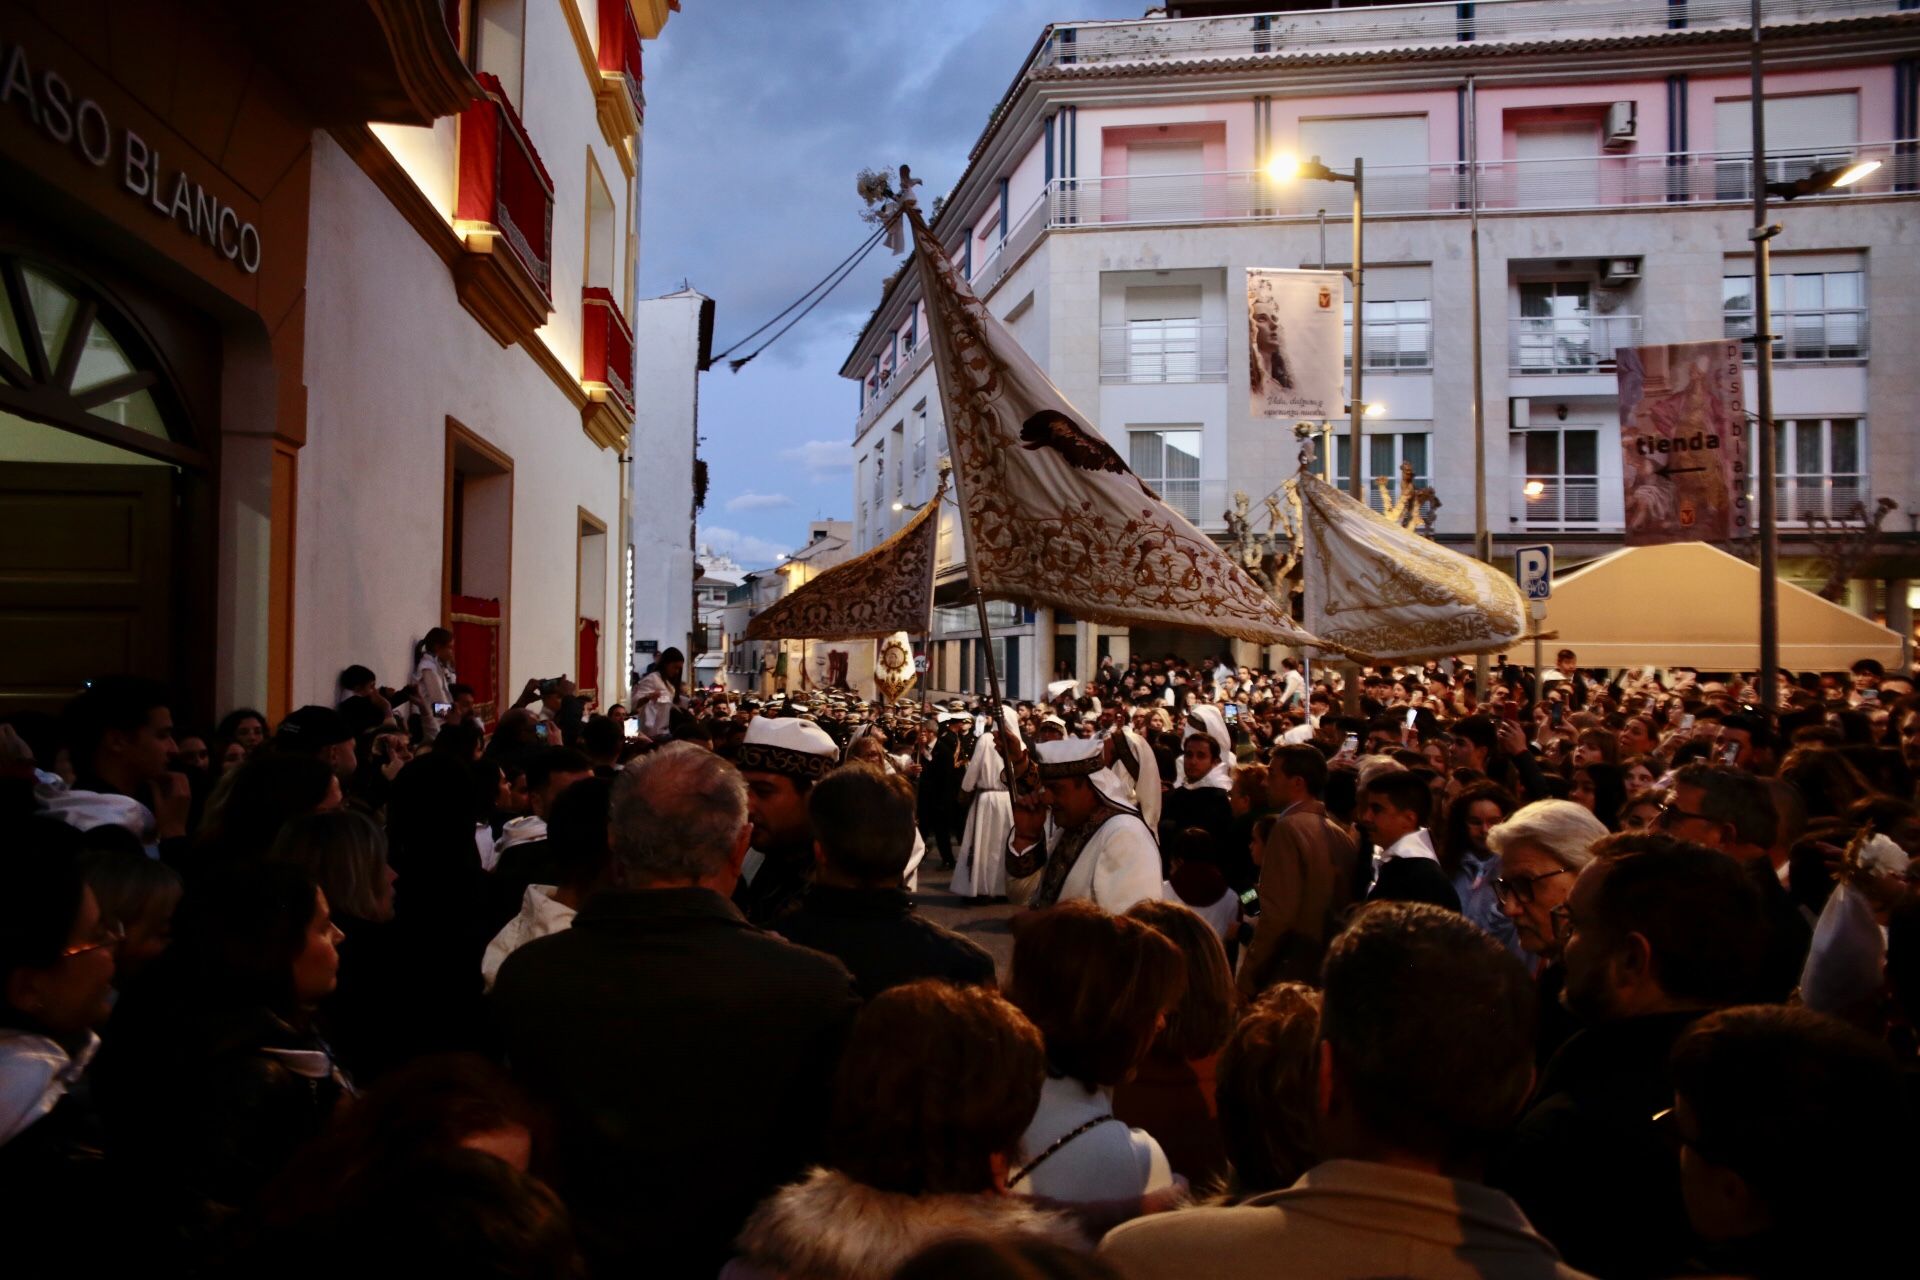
[1745,857,1812,1003]
[918,733,964,822]
[1491,1009,1705,1279]
[1159,784,1237,877]
[491,887,859,1280]
[1366,856,1462,911]
[1239,799,1360,996]
[733,847,813,928]
[773,884,995,999]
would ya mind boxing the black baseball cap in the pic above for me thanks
[275,705,354,750]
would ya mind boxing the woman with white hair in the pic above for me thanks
[1486,798,1608,1064]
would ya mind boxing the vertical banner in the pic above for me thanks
[1616,339,1748,545]
[1247,268,1345,422]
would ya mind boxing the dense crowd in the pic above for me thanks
[3,638,1917,1279]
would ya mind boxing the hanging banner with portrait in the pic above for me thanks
[1247,268,1345,422]
[1615,339,1749,546]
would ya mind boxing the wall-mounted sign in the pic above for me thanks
[1,38,263,274]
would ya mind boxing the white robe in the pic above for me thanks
[1113,727,1162,834]
[1047,810,1162,915]
[954,734,1011,897]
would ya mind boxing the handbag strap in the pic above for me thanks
[1006,1113,1121,1188]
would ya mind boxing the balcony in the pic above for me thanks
[1509,315,1643,375]
[1777,475,1869,524]
[454,72,555,347]
[581,286,635,448]
[595,0,646,147]
[1040,144,1916,233]
[1100,322,1228,384]
[856,338,932,434]
[1516,476,1604,530]
[1724,310,1869,364]
[1028,0,1900,71]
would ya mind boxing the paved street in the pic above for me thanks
[912,859,1020,978]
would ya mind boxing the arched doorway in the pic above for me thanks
[0,251,212,714]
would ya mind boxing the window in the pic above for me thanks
[1129,428,1201,519]
[470,0,526,108]
[1344,299,1432,370]
[1520,429,1601,527]
[1775,418,1866,522]
[912,402,927,475]
[1314,432,1430,514]
[585,161,615,293]
[1511,281,1634,372]
[1712,93,1858,200]
[1723,269,1866,362]
[891,422,905,496]
[872,446,884,509]
[1297,114,1430,169]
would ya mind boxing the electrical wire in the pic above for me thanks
[724,226,891,372]
[708,223,888,366]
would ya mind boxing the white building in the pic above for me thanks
[843,0,1920,695]
[628,285,715,687]
[0,0,681,723]
[724,520,875,694]
[692,545,745,688]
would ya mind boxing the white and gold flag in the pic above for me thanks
[903,203,1322,649]
[745,480,940,642]
[1288,471,1526,661]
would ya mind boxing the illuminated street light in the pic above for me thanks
[1365,401,1386,418]
[1764,156,1882,201]
[1523,480,1546,499]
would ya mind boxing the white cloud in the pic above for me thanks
[724,491,795,512]
[698,524,791,568]
[779,440,854,476]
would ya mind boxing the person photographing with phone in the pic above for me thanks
[411,627,457,741]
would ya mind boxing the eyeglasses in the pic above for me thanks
[1654,802,1715,829]
[1492,868,1569,904]
[62,919,125,959]
[1549,903,1573,944]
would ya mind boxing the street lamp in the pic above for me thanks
[1747,0,1884,711]
[1268,153,1367,505]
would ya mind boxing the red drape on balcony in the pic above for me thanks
[451,594,502,721]
[577,617,601,704]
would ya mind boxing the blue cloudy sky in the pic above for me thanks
[636,0,1144,568]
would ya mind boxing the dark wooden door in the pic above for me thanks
[0,462,173,714]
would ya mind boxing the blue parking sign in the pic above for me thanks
[1515,545,1553,602]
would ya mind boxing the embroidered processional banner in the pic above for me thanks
[1615,339,1749,546]
[902,203,1324,649]
[1288,472,1526,661]
[1247,268,1345,422]
[745,479,940,641]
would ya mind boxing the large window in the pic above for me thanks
[1775,418,1865,523]
[1126,317,1201,382]
[1315,432,1430,514]
[1723,269,1866,362]
[1514,281,1592,371]
[1520,429,1600,527]
[1344,299,1432,370]
[912,403,927,476]
[1129,427,1201,519]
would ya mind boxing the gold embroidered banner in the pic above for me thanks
[1288,472,1526,661]
[745,479,940,641]
[902,203,1323,649]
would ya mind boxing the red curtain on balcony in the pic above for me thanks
[577,617,601,704]
[451,594,502,722]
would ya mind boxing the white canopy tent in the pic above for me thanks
[1542,542,1903,671]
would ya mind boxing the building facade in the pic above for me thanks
[692,544,744,688]
[723,520,875,695]
[1,0,678,722]
[842,0,1920,695]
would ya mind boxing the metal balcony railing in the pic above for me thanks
[1517,477,1604,528]
[1509,315,1643,374]
[856,339,932,433]
[1029,0,1900,71]
[1724,309,1869,363]
[1777,475,1869,523]
[1100,322,1228,383]
[1040,144,1917,232]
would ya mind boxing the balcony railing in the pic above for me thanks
[1029,1,1900,70]
[1040,144,1917,233]
[1509,315,1643,374]
[1778,475,1869,524]
[1347,320,1435,371]
[1100,323,1228,384]
[598,0,645,125]
[1724,309,1869,363]
[582,287,634,415]
[970,192,1048,297]
[457,72,555,301]
[857,338,932,433]
[1517,476,1604,529]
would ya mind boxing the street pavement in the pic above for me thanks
[912,859,1019,978]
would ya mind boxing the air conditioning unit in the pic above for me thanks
[1602,257,1642,286]
[1604,101,1637,149]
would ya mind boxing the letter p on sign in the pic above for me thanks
[1515,545,1553,603]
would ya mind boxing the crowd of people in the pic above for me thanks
[2,637,1917,1279]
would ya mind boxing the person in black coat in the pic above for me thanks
[1356,771,1461,911]
[491,743,859,1280]
[775,765,994,999]
[917,715,968,870]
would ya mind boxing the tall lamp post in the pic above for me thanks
[1270,152,1367,710]
[1747,0,1880,710]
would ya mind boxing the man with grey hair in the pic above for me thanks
[492,743,859,1280]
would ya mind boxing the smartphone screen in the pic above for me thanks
[432,702,452,717]
[1719,741,1740,765]
[1404,708,1418,729]
[1342,733,1360,755]
[1680,713,1696,731]
[1238,888,1260,908]
[622,720,641,740]
[535,722,550,741]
